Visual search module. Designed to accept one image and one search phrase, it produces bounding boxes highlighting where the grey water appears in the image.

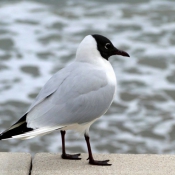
[0,0,175,155]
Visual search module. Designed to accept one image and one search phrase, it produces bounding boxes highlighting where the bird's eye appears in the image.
[105,43,110,49]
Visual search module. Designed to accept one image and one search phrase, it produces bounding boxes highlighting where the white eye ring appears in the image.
[105,43,110,49]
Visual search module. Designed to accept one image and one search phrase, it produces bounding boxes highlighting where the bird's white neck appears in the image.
[75,35,104,65]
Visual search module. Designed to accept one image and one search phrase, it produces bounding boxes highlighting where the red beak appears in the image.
[115,48,130,57]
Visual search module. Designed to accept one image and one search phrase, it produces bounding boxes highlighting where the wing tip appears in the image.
[0,114,33,140]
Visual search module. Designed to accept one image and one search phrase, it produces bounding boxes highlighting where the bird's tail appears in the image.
[0,114,65,140]
[0,114,33,140]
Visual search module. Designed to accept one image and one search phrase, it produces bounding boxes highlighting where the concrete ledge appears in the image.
[0,152,32,175]
[1,153,175,175]
[31,153,175,175]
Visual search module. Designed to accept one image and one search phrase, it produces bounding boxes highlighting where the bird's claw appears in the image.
[61,153,81,160]
[89,159,111,166]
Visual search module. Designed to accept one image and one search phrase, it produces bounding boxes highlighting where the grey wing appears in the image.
[26,66,116,129]
[26,66,71,113]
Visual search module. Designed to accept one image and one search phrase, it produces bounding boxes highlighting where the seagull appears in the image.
[0,34,129,166]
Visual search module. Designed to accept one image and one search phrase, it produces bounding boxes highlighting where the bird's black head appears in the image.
[92,34,130,60]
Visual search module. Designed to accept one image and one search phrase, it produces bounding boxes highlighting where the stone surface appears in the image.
[31,153,175,175]
[0,152,32,175]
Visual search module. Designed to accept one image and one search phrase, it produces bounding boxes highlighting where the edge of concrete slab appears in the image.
[0,152,32,175]
[1,153,175,175]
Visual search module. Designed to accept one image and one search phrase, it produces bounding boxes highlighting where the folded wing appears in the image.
[26,62,115,129]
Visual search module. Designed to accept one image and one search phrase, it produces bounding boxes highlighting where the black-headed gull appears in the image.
[0,34,129,166]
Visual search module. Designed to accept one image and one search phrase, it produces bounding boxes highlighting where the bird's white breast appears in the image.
[99,59,117,93]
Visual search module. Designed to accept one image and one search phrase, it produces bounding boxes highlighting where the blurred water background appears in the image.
[0,0,175,155]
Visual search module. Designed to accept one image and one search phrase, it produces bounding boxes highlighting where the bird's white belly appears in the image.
[63,118,98,134]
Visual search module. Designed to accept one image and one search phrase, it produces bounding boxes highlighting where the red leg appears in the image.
[84,134,111,166]
[61,130,81,160]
